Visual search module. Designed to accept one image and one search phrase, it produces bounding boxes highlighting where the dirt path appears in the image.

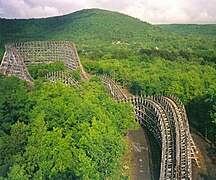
[191,129,216,180]
[128,127,151,180]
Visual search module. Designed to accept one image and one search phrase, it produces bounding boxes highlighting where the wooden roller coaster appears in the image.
[99,75,200,179]
[0,41,88,84]
[0,41,200,179]
[45,71,80,86]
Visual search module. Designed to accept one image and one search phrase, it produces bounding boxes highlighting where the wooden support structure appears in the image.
[0,41,88,84]
[98,74,200,180]
[45,71,80,86]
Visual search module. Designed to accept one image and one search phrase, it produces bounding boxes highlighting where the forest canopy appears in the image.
[0,74,136,179]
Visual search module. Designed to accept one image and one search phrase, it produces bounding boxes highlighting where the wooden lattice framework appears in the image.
[45,71,80,86]
[0,41,87,84]
[99,74,199,180]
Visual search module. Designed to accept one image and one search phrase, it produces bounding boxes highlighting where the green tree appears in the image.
[0,75,28,133]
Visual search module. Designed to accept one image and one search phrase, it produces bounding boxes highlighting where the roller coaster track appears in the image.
[0,41,199,179]
[45,71,80,86]
[0,41,88,84]
[99,75,200,180]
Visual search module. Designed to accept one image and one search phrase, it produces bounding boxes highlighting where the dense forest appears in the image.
[0,72,137,179]
[158,24,216,37]
[0,8,216,179]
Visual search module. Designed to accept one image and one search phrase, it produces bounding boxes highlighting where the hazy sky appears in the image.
[0,0,215,24]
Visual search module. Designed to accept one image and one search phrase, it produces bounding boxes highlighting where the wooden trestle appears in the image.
[0,41,88,84]
[99,75,200,180]
[45,71,80,86]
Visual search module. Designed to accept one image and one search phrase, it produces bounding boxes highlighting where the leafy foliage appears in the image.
[82,56,216,100]
[28,61,66,79]
[158,24,216,37]
[0,75,136,179]
[0,75,28,133]
[187,85,216,142]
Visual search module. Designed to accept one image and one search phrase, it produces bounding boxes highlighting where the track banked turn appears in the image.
[0,41,87,84]
[100,74,198,180]
[0,41,198,180]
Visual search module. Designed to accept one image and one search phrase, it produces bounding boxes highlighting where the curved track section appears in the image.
[99,75,198,180]
[0,45,34,84]
[45,71,80,86]
[98,74,127,101]
[130,97,175,179]
[153,96,192,179]
[0,41,88,83]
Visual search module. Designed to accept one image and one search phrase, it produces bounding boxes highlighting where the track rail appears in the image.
[45,71,80,86]
[0,45,34,84]
[98,74,127,101]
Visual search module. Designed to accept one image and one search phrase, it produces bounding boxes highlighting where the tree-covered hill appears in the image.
[158,24,216,37]
[1,9,216,63]
[0,8,160,48]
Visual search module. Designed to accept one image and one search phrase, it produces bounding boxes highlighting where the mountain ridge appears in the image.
[0,8,216,63]
[158,24,216,37]
[0,9,166,46]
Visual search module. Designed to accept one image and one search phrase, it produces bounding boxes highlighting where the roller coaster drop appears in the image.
[0,41,199,179]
